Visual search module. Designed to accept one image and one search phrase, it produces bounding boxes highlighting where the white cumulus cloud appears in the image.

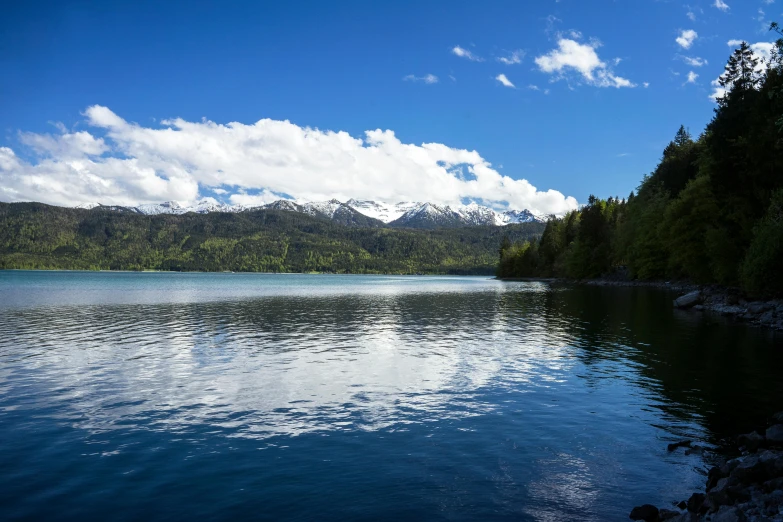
[0,106,580,216]
[495,74,516,88]
[676,29,698,49]
[686,71,699,84]
[714,0,730,11]
[534,38,635,88]
[451,46,483,62]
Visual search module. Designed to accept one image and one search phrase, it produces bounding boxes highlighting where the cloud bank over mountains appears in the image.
[0,106,579,216]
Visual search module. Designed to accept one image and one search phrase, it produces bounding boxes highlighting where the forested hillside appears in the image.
[498,32,783,296]
[0,202,543,274]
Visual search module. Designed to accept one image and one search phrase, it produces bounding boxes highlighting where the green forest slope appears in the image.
[0,202,544,275]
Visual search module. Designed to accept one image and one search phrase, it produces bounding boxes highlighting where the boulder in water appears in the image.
[766,424,783,445]
[687,492,705,513]
[710,505,747,522]
[667,440,692,451]
[747,302,772,314]
[737,431,764,452]
[629,504,659,521]
[673,291,701,309]
[658,509,681,521]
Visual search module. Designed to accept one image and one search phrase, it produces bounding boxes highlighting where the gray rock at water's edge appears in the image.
[668,440,693,451]
[669,514,698,522]
[658,508,681,521]
[685,445,706,456]
[707,478,732,509]
[747,302,773,314]
[693,304,704,311]
[721,459,742,477]
[759,310,777,325]
[767,425,783,445]
[706,476,753,511]
[738,431,765,452]
[730,454,767,483]
[727,451,783,489]
[687,492,706,513]
[707,466,725,491]
[674,291,702,309]
[763,477,783,492]
[763,489,783,514]
[710,505,748,522]
[629,504,659,521]
[713,304,746,316]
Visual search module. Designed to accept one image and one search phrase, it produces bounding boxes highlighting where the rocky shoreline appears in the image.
[630,414,783,521]
[672,287,783,332]
[582,278,697,292]
[563,278,782,332]
[499,276,783,331]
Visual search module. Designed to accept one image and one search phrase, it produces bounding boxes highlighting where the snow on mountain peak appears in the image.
[93,197,545,226]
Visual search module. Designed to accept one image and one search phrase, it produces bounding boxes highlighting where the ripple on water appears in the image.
[0,271,781,521]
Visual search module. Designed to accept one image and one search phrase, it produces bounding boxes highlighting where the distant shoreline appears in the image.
[0,268,490,277]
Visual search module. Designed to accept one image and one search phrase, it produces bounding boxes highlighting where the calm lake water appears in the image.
[1,271,782,521]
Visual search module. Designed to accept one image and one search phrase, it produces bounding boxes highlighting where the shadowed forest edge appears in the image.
[498,29,783,298]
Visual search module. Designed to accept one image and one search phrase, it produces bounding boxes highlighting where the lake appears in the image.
[1,271,781,521]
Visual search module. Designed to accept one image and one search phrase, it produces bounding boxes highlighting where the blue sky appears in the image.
[0,0,779,214]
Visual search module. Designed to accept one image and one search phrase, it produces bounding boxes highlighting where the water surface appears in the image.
[1,271,781,521]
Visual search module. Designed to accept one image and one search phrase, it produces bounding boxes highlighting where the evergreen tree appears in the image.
[499,236,511,258]
[717,41,761,106]
[652,126,701,197]
[673,125,691,147]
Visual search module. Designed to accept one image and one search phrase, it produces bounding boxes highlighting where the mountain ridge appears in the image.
[0,201,546,274]
[82,198,547,229]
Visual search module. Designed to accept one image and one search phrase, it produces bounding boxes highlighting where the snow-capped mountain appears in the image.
[457,202,506,226]
[75,202,101,210]
[136,200,242,215]
[390,202,465,228]
[263,200,301,212]
[500,209,544,224]
[299,199,343,218]
[385,202,545,229]
[344,199,420,223]
[299,199,385,227]
[94,197,545,228]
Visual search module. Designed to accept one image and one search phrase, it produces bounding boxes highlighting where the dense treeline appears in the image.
[498,30,783,297]
[0,202,543,275]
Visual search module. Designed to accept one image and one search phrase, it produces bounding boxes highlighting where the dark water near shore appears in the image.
[1,271,781,521]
